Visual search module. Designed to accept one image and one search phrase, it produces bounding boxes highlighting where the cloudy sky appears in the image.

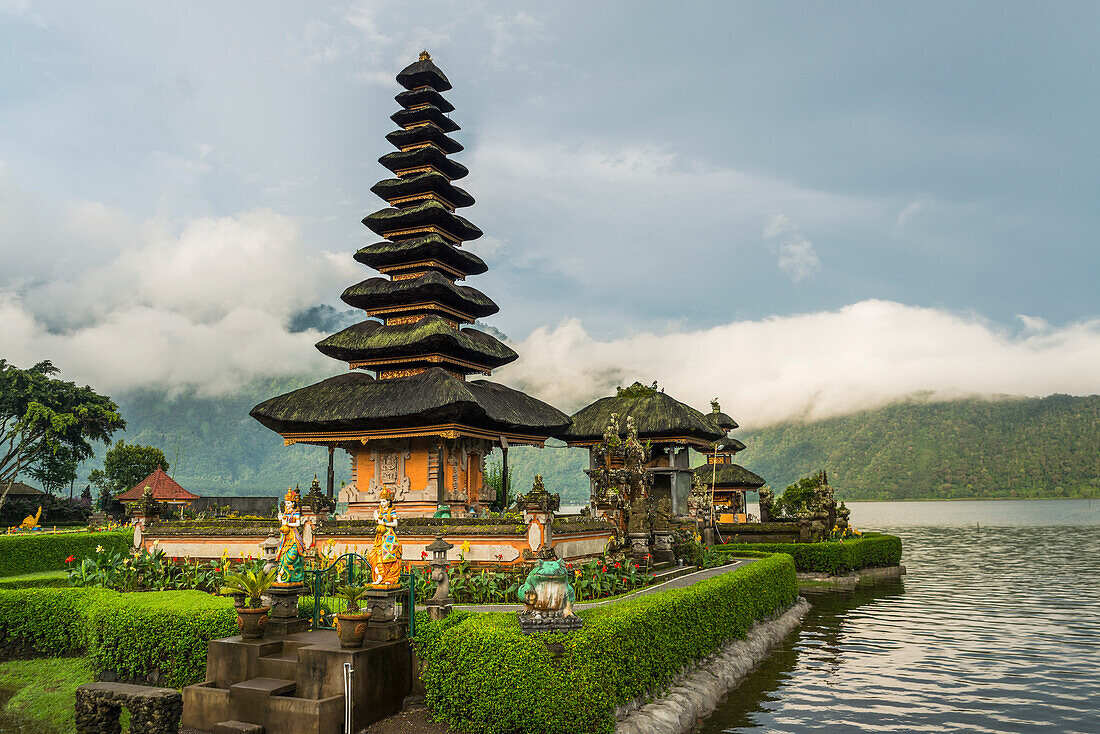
[2,1,1099,425]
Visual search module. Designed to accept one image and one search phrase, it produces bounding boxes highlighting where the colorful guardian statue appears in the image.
[368,487,403,588]
[275,487,309,586]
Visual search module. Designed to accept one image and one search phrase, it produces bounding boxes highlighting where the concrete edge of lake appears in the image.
[798,564,906,593]
[613,597,812,734]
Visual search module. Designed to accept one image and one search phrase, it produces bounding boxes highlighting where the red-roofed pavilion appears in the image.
[117,466,200,506]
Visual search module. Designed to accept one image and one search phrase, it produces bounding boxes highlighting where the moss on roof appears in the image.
[362,201,482,242]
[250,368,570,436]
[395,88,453,113]
[558,382,725,445]
[692,462,766,488]
[390,105,459,133]
[370,174,474,210]
[379,147,468,181]
[354,235,486,276]
[385,125,463,155]
[315,316,517,369]
[341,272,498,319]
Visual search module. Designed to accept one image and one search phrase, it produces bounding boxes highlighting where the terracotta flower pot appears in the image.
[236,606,270,640]
[334,611,373,649]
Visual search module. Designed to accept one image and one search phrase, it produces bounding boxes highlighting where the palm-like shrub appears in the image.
[334,584,368,613]
[219,567,277,609]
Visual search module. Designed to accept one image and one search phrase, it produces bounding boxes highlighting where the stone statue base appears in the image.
[265,583,309,636]
[363,587,407,642]
[424,599,453,621]
[628,532,650,562]
[517,610,584,635]
[651,531,675,564]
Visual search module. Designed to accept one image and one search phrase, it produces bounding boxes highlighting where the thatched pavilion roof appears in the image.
[558,382,725,446]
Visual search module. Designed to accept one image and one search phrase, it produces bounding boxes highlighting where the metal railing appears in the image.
[307,553,416,636]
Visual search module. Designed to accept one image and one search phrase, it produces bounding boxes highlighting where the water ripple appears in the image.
[698,511,1100,734]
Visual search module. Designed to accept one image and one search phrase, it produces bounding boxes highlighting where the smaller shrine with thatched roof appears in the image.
[691,400,766,524]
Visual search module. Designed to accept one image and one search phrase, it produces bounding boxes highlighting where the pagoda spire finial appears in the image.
[419,50,431,61]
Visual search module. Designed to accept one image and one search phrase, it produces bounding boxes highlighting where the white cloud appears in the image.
[763,213,821,282]
[0,167,358,395]
[497,300,1100,427]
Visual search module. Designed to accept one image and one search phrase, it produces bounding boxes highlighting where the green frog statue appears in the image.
[516,545,583,634]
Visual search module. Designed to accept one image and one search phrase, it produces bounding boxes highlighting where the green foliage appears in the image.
[772,470,827,518]
[0,587,235,688]
[737,394,1100,499]
[84,590,236,687]
[0,492,92,526]
[713,533,903,575]
[0,529,130,577]
[87,439,168,497]
[0,359,125,510]
[220,566,277,608]
[0,656,95,734]
[0,571,68,590]
[414,554,798,733]
[334,584,369,613]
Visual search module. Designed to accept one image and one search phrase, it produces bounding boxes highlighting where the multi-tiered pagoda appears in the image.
[251,52,570,517]
[692,400,765,522]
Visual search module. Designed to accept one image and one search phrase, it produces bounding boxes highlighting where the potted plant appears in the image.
[333,584,373,648]
[220,567,277,639]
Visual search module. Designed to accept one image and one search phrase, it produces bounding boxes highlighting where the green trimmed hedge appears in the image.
[0,530,131,577]
[0,588,235,687]
[714,533,902,575]
[0,571,68,590]
[414,553,798,734]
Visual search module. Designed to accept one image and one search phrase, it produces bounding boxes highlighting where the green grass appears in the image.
[0,571,69,590]
[0,657,94,733]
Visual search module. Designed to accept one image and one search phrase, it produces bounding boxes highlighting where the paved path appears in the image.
[435,559,755,614]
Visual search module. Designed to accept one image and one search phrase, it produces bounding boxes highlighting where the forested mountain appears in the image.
[69,386,1098,502]
[737,394,1100,500]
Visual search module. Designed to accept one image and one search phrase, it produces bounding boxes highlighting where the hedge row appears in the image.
[0,529,132,577]
[0,587,235,687]
[714,533,903,575]
[0,571,68,590]
[414,553,798,734]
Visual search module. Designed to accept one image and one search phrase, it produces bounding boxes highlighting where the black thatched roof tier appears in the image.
[713,437,747,454]
[341,272,499,320]
[692,462,766,489]
[385,125,463,155]
[354,235,487,277]
[706,410,739,431]
[250,368,571,436]
[370,173,475,210]
[380,147,468,181]
[363,201,482,242]
[391,106,459,133]
[315,316,517,370]
[559,382,726,445]
[395,88,453,113]
[397,55,452,92]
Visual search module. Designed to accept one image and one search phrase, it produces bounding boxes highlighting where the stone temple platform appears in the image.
[182,629,411,734]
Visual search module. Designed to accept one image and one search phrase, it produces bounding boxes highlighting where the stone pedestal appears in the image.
[425,602,452,621]
[651,531,674,564]
[628,533,650,562]
[363,587,407,642]
[266,584,309,636]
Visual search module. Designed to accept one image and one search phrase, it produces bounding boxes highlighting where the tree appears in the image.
[26,446,79,495]
[0,360,125,512]
[88,440,169,498]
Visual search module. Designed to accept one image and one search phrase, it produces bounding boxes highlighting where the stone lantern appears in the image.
[261,535,281,574]
[424,534,454,620]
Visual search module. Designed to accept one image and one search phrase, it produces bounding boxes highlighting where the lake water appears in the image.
[698,499,1100,734]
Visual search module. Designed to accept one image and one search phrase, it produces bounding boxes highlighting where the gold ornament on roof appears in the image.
[419,50,431,61]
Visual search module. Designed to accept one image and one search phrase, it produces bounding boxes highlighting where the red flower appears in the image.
[213,567,220,572]
[600,566,607,572]
[420,551,428,559]
[614,562,621,569]
[633,564,639,570]
[65,555,75,563]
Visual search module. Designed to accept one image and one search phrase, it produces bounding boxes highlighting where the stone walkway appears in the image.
[441,559,754,614]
